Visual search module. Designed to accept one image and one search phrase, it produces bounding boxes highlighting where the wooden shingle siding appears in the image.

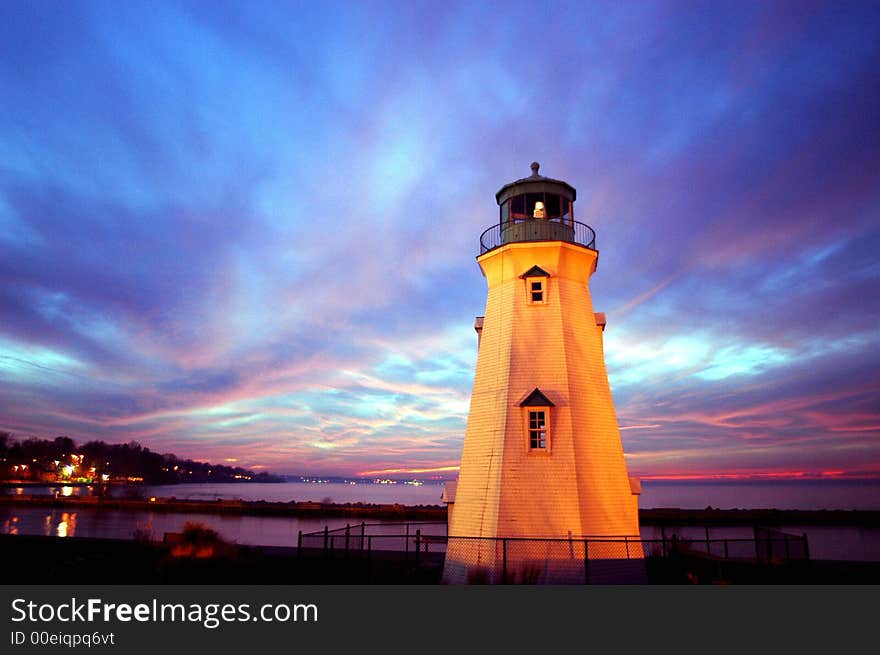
[448,241,641,544]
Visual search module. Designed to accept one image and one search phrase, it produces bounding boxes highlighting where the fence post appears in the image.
[784,533,790,561]
[502,538,508,584]
[415,529,421,567]
[360,522,366,556]
[625,536,629,559]
[802,533,810,562]
[660,526,667,558]
[405,523,410,560]
[368,535,372,562]
[724,539,729,559]
[705,527,710,555]
[753,525,761,562]
[345,523,350,558]
[323,525,329,554]
[297,530,302,558]
[583,540,589,585]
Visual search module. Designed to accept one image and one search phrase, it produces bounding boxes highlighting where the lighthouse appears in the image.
[443,163,643,584]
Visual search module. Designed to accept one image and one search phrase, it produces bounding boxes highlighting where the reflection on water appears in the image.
[0,505,334,548]
[2,515,19,535]
[61,486,74,497]
[133,519,154,541]
[57,512,77,537]
[2,509,85,539]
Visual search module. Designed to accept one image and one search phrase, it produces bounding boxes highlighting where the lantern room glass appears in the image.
[500,193,573,227]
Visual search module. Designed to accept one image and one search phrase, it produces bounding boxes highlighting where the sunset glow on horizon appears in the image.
[1,1,879,480]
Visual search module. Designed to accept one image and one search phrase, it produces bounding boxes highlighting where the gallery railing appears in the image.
[479,218,597,255]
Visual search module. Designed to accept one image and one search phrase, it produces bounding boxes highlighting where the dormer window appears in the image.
[530,280,544,303]
[520,388,554,453]
[520,265,550,305]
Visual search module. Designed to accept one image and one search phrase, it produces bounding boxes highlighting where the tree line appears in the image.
[0,432,282,484]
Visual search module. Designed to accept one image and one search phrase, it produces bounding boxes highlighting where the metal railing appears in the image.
[296,522,810,584]
[479,218,596,255]
[298,523,809,562]
[299,521,447,561]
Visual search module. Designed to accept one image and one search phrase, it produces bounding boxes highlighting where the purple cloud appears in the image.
[1,1,878,477]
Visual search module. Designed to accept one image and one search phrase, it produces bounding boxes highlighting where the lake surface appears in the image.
[3,479,879,560]
[2,481,447,506]
[638,479,880,511]
[2,504,877,561]
[5,479,880,510]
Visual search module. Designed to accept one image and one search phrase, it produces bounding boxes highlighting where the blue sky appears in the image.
[1,0,879,478]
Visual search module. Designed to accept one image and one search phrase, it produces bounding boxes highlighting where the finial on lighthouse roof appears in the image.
[530,161,540,177]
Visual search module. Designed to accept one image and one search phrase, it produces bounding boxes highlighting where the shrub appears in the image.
[169,521,234,559]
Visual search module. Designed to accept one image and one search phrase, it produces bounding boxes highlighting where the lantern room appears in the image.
[480,162,595,253]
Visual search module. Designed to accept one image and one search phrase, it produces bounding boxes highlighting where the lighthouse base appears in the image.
[442,537,647,584]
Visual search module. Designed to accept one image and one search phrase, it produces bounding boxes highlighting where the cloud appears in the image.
[1,1,878,478]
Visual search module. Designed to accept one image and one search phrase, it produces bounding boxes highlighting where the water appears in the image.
[139,481,448,505]
[5,479,879,510]
[0,481,449,550]
[1,504,876,560]
[3,479,879,559]
[0,506,332,547]
[1,481,447,506]
[639,479,880,511]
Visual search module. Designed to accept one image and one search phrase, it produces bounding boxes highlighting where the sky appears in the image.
[1,1,878,480]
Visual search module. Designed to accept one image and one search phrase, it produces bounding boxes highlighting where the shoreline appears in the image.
[2,494,880,526]
[0,493,448,521]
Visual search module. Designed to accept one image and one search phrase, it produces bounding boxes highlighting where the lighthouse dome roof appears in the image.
[495,162,577,206]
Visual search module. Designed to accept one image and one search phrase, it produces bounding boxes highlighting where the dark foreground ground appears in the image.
[3,534,879,584]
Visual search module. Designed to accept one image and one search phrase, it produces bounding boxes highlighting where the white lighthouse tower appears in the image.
[443,163,642,583]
